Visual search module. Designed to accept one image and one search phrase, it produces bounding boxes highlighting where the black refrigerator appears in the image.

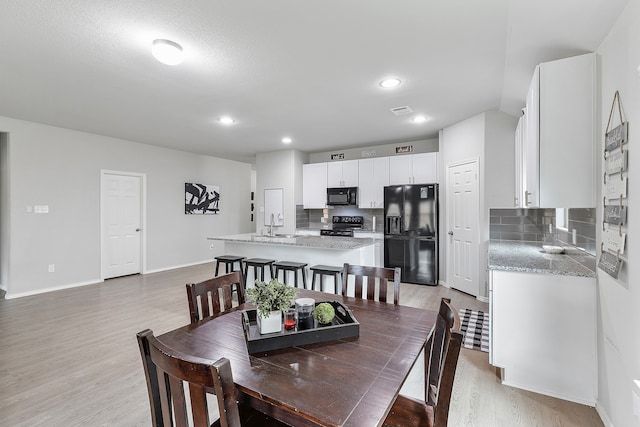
[384,184,438,285]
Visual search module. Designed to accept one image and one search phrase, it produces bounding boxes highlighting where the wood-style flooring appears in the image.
[0,263,603,426]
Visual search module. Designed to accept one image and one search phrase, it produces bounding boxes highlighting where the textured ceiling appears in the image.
[0,0,629,163]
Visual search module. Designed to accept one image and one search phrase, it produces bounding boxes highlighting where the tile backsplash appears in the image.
[298,206,384,231]
[489,207,596,256]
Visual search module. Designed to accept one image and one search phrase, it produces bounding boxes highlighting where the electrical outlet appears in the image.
[48,264,55,273]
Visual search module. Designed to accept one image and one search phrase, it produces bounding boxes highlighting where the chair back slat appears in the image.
[425,298,462,427]
[186,271,245,323]
[137,329,243,427]
[342,263,400,305]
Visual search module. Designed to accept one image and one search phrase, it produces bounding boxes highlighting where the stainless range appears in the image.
[320,216,363,237]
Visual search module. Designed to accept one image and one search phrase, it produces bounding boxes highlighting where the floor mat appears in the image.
[458,308,489,352]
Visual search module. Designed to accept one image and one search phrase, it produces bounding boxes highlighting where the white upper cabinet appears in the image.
[327,160,358,187]
[358,157,389,208]
[389,152,438,185]
[514,114,524,207]
[521,53,596,208]
[302,163,328,209]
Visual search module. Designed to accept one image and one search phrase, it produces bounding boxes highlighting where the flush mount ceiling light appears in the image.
[411,115,429,123]
[379,78,402,88]
[152,39,183,65]
[282,137,292,144]
[218,116,235,125]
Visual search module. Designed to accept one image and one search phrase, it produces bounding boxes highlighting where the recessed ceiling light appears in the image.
[152,39,183,65]
[411,115,429,123]
[218,116,235,125]
[282,137,292,144]
[379,78,401,88]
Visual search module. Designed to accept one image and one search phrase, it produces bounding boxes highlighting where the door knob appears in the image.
[448,231,453,236]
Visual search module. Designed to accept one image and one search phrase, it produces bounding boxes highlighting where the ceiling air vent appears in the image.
[390,106,413,115]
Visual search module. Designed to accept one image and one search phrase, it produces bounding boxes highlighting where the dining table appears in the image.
[158,289,437,427]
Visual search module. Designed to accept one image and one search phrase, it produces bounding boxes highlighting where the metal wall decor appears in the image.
[598,91,628,279]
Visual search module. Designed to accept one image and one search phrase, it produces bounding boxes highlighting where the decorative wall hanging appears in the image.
[185,183,220,214]
[599,91,629,279]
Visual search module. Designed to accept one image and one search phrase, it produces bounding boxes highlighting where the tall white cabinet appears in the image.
[517,53,596,208]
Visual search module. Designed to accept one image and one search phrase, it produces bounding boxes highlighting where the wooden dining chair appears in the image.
[383,297,463,427]
[186,271,245,324]
[136,329,287,427]
[341,263,401,305]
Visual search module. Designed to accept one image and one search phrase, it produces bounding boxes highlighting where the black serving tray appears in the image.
[241,301,359,354]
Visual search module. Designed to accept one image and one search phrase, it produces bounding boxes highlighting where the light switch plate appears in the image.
[34,205,49,214]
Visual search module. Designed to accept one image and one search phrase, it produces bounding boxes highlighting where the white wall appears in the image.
[0,116,252,298]
[596,1,640,425]
[440,113,485,294]
[255,149,306,235]
[440,110,517,298]
[309,138,439,163]
[0,133,9,291]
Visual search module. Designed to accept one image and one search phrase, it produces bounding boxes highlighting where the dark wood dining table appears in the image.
[158,289,436,427]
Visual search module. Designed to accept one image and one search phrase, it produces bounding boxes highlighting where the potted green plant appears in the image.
[246,279,298,334]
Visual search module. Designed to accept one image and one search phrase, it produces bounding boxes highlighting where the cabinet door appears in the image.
[411,153,437,184]
[358,157,389,208]
[371,157,389,207]
[327,162,343,187]
[538,53,595,207]
[389,156,412,185]
[302,163,327,209]
[358,159,374,208]
[523,66,540,207]
[341,160,359,187]
[514,116,524,207]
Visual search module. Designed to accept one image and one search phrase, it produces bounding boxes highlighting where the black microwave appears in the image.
[327,187,357,206]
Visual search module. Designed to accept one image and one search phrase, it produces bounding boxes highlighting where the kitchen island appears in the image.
[208,233,379,291]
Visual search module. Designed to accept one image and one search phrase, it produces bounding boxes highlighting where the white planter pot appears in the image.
[257,310,282,334]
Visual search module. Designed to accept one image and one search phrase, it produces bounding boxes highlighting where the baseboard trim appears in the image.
[438,279,449,288]
[4,278,103,300]
[595,401,614,427]
[144,259,213,275]
[477,295,489,303]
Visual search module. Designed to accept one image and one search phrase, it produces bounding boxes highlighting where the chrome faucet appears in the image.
[269,213,275,237]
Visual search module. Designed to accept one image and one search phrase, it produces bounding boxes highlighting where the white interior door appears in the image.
[447,160,479,296]
[102,172,142,279]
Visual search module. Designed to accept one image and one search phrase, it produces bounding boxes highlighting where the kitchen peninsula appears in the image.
[208,233,379,288]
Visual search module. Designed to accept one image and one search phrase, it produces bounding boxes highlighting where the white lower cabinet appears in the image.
[490,270,596,405]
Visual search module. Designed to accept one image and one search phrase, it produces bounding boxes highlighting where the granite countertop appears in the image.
[489,241,597,278]
[208,233,376,250]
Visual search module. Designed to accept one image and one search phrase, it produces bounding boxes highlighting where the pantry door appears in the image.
[101,171,145,279]
[446,159,479,296]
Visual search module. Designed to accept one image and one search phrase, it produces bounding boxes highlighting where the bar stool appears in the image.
[310,265,343,294]
[214,255,245,276]
[243,258,276,285]
[273,261,308,289]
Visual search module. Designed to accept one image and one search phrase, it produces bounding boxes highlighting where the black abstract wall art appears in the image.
[185,183,220,214]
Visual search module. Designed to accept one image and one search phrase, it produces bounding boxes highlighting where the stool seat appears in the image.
[273,261,308,289]
[214,255,245,276]
[244,258,276,284]
[310,265,343,294]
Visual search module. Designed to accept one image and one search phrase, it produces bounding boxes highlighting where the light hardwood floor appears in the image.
[0,263,603,426]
